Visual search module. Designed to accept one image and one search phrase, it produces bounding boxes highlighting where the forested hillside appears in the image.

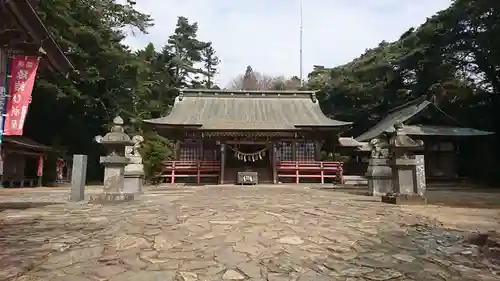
[308,0,500,181]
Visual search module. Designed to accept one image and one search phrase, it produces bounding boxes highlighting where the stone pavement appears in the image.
[0,186,499,281]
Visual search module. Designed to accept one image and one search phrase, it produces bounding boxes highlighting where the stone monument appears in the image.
[382,122,427,205]
[91,116,136,203]
[124,135,145,198]
[366,135,392,196]
[70,155,87,201]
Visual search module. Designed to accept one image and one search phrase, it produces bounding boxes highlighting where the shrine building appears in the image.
[339,97,494,182]
[144,88,352,185]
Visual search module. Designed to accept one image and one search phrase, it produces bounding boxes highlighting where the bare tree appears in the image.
[228,66,302,90]
[270,76,302,90]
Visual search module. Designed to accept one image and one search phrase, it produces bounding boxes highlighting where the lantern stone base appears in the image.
[366,158,392,196]
[123,171,143,199]
[381,193,427,205]
[88,192,136,204]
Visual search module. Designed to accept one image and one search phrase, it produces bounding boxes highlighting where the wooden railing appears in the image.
[160,160,220,184]
[276,161,344,184]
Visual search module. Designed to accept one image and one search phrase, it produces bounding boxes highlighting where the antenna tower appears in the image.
[299,2,303,86]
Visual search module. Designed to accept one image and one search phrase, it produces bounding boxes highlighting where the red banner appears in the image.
[57,158,64,180]
[4,56,39,136]
[37,154,44,177]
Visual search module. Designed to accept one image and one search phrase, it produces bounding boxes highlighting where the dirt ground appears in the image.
[404,189,500,232]
[427,189,500,208]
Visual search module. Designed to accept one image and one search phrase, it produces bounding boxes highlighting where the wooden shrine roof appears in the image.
[355,97,494,141]
[0,0,74,74]
[3,135,54,152]
[144,89,352,131]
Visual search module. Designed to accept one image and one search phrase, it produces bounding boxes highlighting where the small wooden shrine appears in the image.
[144,89,352,184]
[350,97,493,180]
[1,135,53,187]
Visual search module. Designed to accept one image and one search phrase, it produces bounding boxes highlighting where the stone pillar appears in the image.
[413,155,426,196]
[70,154,87,201]
[391,157,418,194]
[366,158,392,196]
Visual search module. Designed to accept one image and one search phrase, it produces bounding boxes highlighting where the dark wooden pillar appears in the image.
[175,141,181,160]
[198,140,203,160]
[292,141,297,161]
[315,141,321,161]
[219,143,225,184]
[271,141,277,184]
[331,145,336,161]
[37,154,44,187]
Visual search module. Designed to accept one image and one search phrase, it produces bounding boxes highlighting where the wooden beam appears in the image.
[179,88,316,95]
[271,142,277,184]
[5,148,42,156]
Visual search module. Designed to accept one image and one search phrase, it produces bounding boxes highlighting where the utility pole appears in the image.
[299,2,303,86]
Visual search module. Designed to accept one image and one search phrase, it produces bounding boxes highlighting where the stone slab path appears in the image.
[0,186,499,281]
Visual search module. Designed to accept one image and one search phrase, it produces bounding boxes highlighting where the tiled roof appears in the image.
[144,89,352,130]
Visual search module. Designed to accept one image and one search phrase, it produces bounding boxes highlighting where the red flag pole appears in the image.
[0,57,11,144]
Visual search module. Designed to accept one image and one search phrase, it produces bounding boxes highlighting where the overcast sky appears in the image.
[121,0,452,87]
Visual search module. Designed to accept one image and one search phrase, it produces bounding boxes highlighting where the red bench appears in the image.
[277,161,344,184]
[161,160,220,184]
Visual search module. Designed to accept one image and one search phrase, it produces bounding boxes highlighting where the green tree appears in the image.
[25,0,153,180]
[166,16,209,88]
[23,0,223,183]
[201,42,221,88]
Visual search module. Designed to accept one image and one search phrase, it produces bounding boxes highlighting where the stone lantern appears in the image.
[381,122,427,205]
[92,116,136,202]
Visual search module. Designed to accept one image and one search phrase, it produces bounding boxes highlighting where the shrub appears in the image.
[139,132,174,180]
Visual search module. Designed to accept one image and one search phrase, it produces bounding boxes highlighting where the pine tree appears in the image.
[242,66,258,90]
[166,16,207,88]
[201,42,220,89]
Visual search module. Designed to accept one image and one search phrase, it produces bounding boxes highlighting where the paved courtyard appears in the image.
[0,186,499,281]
